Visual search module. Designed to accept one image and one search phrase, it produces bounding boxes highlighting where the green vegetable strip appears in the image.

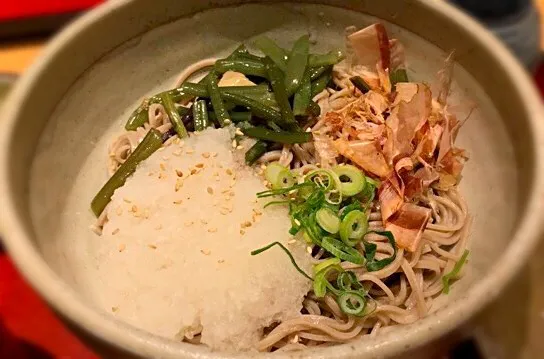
[209,111,251,124]
[125,105,150,131]
[253,36,288,72]
[243,127,312,144]
[264,57,297,129]
[245,140,268,165]
[442,250,470,294]
[214,58,267,78]
[308,50,345,67]
[192,100,209,131]
[177,106,190,117]
[363,231,397,271]
[91,129,163,216]
[390,68,409,86]
[206,71,230,127]
[293,69,312,116]
[350,76,371,94]
[221,91,283,125]
[160,93,188,138]
[307,101,321,117]
[308,66,328,81]
[251,242,313,281]
[285,34,310,95]
[311,68,332,98]
[321,236,365,265]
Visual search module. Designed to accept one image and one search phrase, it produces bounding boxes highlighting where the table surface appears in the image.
[0,3,543,359]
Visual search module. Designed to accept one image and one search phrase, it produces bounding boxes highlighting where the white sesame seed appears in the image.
[211,152,218,157]
[123,198,132,203]
[186,148,195,154]
[294,219,301,226]
[217,259,225,263]
[260,164,267,170]
[235,129,244,136]
[208,227,218,233]
[231,139,237,148]
[202,152,211,158]
[206,186,214,195]
[306,246,313,254]
[173,199,183,204]
[118,244,126,252]
[288,239,296,244]
[236,145,244,150]
[200,249,211,255]
[147,244,157,249]
[112,228,120,235]
[305,127,312,132]
[224,119,231,125]
[175,169,183,177]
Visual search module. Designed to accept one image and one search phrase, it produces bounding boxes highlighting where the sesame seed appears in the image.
[208,227,218,233]
[175,179,183,192]
[195,163,205,169]
[158,172,167,179]
[305,127,312,132]
[294,219,301,226]
[235,129,244,136]
[148,244,157,249]
[111,306,119,312]
[201,219,208,225]
[217,259,225,263]
[241,221,252,228]
[224,119,232,125]
[292,334,299,343]
[173,199,183,204]
[147,171,155,176]
[206,187,214,195]
[160,163,166,170]
[306,246,313,254]
[112,228,120,235]
[201,249,211,255]
[190,168,198,175]
[260,164,267,170]
[162,156,169,161]
[211,152,218,157]
[202,152,211,158]
[131,205,138,212]
[288,239,296,244]
[184,221,193,227]
[123,198,131,203]
[231,140,237,148]
[175,169,183,177]
[173,138,181,145]
[172,150,182,156]
[116,207,123,216]
[118,244,126,252]
[226,168,234,176]
[240,229,246,235]
[236,145,244,150]
[186,148,195,154]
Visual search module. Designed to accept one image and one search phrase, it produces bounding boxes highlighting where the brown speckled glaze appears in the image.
[0,1,543,358]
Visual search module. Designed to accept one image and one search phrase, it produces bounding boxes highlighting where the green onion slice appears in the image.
[305,169,341,193]
[251,241,313,281]
[313,264,343,298]
[321,236,365,265]
[316,207,340,234]
[264,162,295,189]
[313,257,341,274]
[363,231,398,272]
[336,271,363,292]
[333,164,366,197]
[442,249,470,294]
[337,290,367,316]
[339,210,368,246]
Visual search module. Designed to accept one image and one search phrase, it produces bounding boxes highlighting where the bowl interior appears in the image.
[7,2,533,358]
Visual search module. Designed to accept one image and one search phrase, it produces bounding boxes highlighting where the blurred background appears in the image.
[0,1,542,358]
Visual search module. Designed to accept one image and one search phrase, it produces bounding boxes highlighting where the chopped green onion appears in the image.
[257,182,314,198]
[251,241,313,281]
[333,164,366,196]
[363,231,397,272]
[337,290,366,316]
[316,207,340,234]
[339,201,363,220]
[264,162,295,189]
[313,257,341,274]
[339,210,368,246]
[336,271,363,292]
[442,250,470,294]
[321,236,365,265]
[305,169,339,192]
[313,264,343,297]
[350,76,371,94]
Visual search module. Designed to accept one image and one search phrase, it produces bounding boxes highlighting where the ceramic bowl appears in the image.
[1,1,543,358]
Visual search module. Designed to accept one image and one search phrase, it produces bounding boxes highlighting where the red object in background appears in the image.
[0,0,103,21]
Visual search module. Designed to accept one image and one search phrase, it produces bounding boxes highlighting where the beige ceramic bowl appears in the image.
[1,0,543,358]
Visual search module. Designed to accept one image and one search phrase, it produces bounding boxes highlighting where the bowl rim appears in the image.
[1,0,543,358]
